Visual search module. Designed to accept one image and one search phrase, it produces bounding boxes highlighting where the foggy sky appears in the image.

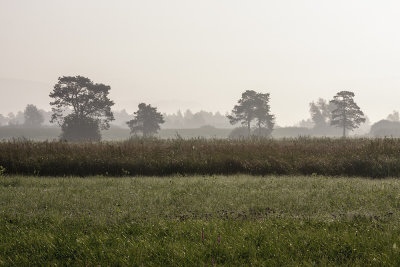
[1,0,400,126]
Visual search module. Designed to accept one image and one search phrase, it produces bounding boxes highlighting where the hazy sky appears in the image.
[1,0,400,126]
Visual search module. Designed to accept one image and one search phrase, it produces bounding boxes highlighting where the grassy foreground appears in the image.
[1,175,400,265]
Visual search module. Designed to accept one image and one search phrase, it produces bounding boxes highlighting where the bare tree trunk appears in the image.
[247,121,251,137]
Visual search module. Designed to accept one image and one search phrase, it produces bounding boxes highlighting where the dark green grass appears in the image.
[1,175,400,265]
[2,138,400,177]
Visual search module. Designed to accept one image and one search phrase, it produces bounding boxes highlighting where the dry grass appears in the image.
[1,137,400,177]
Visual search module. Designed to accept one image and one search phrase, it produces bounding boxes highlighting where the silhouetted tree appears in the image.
[49,76,114,141]
[309,98,335,129]
[253,92,275,136]
[127,103,165,137]
[227,90,274,136]
[23,104,44,127]
[227,90,257,136]
[330,91,365,137]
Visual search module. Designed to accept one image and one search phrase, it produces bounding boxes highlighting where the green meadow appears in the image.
[1,175,400,265]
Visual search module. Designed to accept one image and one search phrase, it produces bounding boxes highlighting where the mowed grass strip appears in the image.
[1,175,400,265]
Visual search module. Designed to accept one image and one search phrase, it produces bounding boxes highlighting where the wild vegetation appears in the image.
[1,175,400,265]
[1,138,400,177]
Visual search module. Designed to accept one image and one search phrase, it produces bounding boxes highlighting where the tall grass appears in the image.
[1,137,400,177]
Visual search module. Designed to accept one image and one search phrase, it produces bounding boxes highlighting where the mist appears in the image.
[1,0,400,127]
[4,1,400,265]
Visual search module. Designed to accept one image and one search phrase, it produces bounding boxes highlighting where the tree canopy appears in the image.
[253,92,275,136]
[330,91,366,137]
[23,104,44,127]
[49,76,114,141]
[127,103,165,137]
[309,98,335,129]
[227,90,274,137]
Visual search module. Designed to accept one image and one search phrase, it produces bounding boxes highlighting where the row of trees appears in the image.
[0,107,229,129]
[2,75,364,141]
[49,76,165,141]
[227,90,366,138]
[111,109,231,129]
[0,104,46,127]
[163,110,230,129]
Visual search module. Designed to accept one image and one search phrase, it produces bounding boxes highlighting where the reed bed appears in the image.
[1,137,400,177]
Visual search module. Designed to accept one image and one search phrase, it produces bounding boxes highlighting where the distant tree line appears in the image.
[5,74,400,141]
[227,90,366,138]
[163,110,231,129]
[0,105,50,127]
[0,107,51,127]
[111,109,231,129]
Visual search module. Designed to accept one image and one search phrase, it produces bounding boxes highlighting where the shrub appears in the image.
[60,115,101,142]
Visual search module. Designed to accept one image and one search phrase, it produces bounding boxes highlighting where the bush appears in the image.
[60,115,101,142]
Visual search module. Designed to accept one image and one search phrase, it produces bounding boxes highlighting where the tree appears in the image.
[127,103,165,137]
[309,98,335,129]
[228,90,257,136]
[253,92,275,136]
[49,76,114,141]
[227,90,274,137]
[23,104,44,127]
[330,91,366,137]
[0,114,7,126]
[7,111,24,126]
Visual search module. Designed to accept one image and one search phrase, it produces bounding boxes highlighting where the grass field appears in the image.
[1,175,400,265]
